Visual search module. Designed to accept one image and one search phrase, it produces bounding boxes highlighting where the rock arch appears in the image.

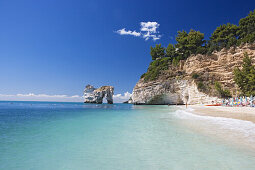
[84,85,114,104]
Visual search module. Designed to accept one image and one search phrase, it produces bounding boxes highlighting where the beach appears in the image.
[190,105,255,123]
[171,105,255,152]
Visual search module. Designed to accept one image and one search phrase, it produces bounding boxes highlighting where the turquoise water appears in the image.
[0,101,255,170]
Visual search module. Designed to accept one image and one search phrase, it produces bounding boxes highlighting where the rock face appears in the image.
[132,79,218,105]
[84,85,114,104]
[132,44,255,105]
[123,97,133,104]
[184,44,255,89]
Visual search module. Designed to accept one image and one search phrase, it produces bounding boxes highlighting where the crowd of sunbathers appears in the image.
[220,96,255,107]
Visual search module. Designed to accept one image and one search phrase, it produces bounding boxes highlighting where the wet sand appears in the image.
[174,105,255,152]
[190,105,255,124]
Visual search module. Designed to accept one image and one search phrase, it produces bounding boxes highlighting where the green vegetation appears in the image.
[197,81,206,92]
[208,10,255,52]
[150,44,165,60]
[234,53,255,96]
[149,9,255,61]
[175,29,206,59]
[191,73,199,79]
[172,57,180,66]
[214,81,232,98]
[151,29,206,62]
[237,10,255,44]
[165,43,175,60]
[143,57,171,81]
[208,23,238,53]
[143,9,255,82]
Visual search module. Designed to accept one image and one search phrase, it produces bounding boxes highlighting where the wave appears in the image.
[172,108,255,144]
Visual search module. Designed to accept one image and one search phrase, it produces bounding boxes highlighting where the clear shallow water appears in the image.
[0,101,255,170]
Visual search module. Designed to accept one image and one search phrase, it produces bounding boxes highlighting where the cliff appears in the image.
[131,44,255,105]
[84,85,114,104]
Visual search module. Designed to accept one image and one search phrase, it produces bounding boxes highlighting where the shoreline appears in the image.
[189,105,255,124]
[174,105,255,152]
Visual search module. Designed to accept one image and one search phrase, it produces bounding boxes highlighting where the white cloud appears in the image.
[116,28,141,37]
[113,91,132,103]
[0,92,133,103]
[71,95,80,98]
[140,22,159,33]
[140,22,161,41]
[0,93,83,102]
[115,21,161,41]
[142,32,162,41]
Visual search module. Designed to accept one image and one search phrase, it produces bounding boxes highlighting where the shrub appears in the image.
[197,81,206,91]
[140,73,146,78]
[214,81,232,98]
[191,73,199,79]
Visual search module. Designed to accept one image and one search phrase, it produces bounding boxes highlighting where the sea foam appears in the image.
[172,108,255,145]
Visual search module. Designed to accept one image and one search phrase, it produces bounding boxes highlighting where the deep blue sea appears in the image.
[1,101,255,170]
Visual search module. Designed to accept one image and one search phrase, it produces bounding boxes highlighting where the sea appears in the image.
[0,101,255,170]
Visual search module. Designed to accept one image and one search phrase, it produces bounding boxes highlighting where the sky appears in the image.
[0,0,255,102]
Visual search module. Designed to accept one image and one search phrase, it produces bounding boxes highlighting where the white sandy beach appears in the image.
[173,105,255,152]
[190,105,255,123]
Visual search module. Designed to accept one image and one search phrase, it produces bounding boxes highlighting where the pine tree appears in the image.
[150,44,165,60]
[165,43,176,59]
[237,10,255,43]
[234,53,255,96]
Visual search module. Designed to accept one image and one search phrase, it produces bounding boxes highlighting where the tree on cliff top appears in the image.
[150,44,165,60]
[165,43,176,59]
[175,29,205,59]
[208,23,239,53]
[234,53,255,96]
[238,10,255,43]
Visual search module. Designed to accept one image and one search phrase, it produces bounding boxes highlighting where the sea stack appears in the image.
[84,85,114,104]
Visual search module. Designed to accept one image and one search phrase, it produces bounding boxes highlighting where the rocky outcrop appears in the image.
[123,97,133,104]
[131,44,255,105]
[84,85,114,104]
[132,79,218,105]
[184,44,255,89]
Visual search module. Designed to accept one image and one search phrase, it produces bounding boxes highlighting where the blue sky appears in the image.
[0,0,254,102]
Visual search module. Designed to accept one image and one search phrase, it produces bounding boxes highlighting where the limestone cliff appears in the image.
[132,44,255,105]
[84,85,114,104]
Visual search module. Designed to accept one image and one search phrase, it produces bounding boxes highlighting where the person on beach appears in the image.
[184,94,189,109]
